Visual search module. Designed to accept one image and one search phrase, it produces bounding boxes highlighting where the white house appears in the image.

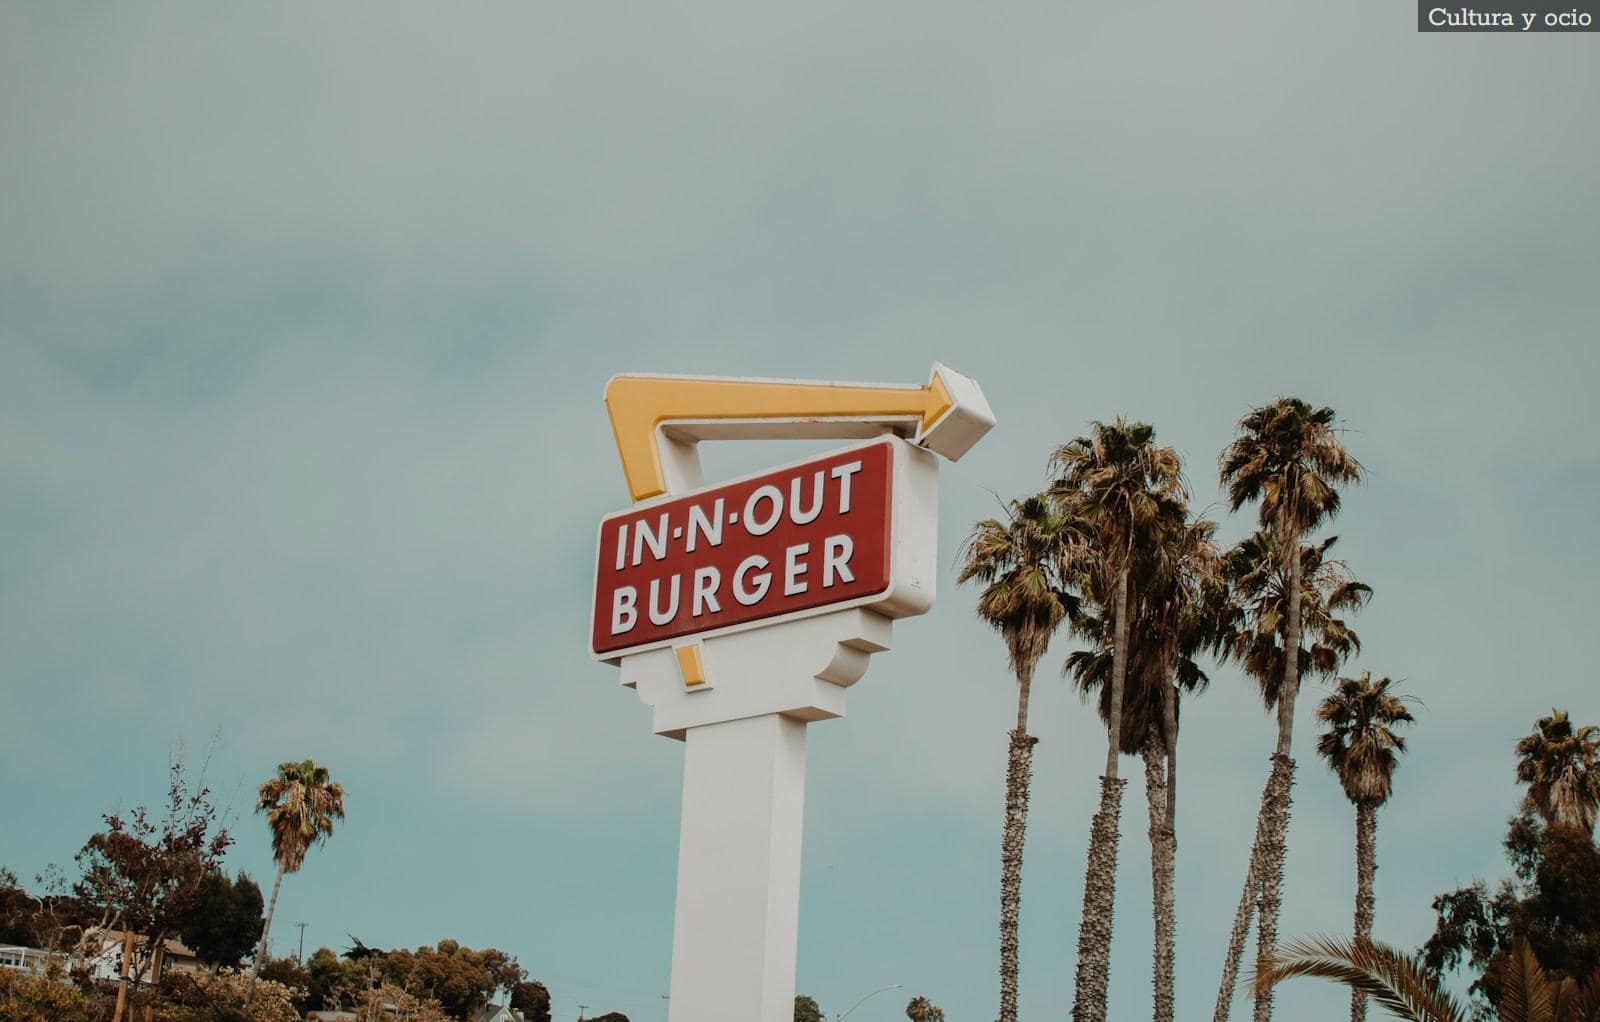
[0,944,68,976]
[78,929,205,983]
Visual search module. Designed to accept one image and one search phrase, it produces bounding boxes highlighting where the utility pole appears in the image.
[577,1005,588,1021]
[294,922,308,962]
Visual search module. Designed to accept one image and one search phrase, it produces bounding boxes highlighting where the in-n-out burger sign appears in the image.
[591,436,936,660]
[587,366,991,1022]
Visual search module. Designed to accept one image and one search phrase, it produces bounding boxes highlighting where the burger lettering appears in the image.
[591,441,894,657]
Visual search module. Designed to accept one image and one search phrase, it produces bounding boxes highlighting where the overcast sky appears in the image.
[3,3,1597,1021]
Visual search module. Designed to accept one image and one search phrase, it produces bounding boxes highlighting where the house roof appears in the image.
[89,930,199,958]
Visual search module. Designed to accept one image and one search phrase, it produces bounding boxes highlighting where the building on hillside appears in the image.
[0,944,69,976]
[471,1005,525,1022]
[79,929,205,982]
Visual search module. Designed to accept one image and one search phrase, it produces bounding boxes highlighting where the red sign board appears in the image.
[591,441,894,657]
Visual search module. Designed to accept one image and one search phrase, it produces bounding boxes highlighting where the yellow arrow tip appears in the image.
[923,371,954,432]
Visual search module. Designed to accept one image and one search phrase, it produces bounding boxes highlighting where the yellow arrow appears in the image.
[605,372,954,501]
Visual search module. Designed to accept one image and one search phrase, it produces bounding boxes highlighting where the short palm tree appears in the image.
[1253,936,1600,1022]
[1514,710,1600,837]
[959,494,1079,1022]
[905,995,947,1021]
[1052,418,1185,1022]
[1215,399,1362,1022]
[246,759,345,1004]
[1317,673,1415,1022]
[1212,530,1371,1022]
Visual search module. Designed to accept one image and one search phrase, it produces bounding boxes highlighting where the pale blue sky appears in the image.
[2,3,1597,1021]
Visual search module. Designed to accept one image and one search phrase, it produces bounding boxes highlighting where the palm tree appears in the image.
[905,995,947,1021]
[1253,936,1600,1022]
[1212,531,1371,1022]
[959,494,1079,1022]
[246,759,345,1005]
[1145,514,1223,1022]
[1316,673,1415,1022]
[1214,398,1363,1022]
[1052,418,1186,1022]
[1063,512,1220,1022]
[1514,710,1600,837]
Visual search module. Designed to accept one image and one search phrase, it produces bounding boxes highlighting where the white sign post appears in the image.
[590,366,993,1022]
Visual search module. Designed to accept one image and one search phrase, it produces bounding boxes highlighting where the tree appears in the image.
[512,980,553,1022]
[905,995,946,1021]
[1514,710,1600,837]
[299,946,367,1013]
[74,757,232,1022]
[378,940,525,1020]
[1212,530,1369,1022]
[1424,720,1600,1015]
[1316,672,1415,1022]
[176,870,264,972]
[1254,935,1600,1022]
[256,955,313,1014]
[247,760,345,1005]
[1052,417,1186,1022]
[0,961,92,1022]
[156,970,304,1022]
[587,1014,629,1022]
[0,865,94,954]
[794,994,824,1022]
[1214,397,1363,1022]
[959,492,1079,1022]
[1064,508,1219,1022]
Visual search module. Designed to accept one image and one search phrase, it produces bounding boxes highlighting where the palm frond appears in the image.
[1251,935,1465,1022]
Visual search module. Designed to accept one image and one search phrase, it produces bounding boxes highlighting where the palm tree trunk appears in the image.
[1071,559,1132,1022]
[998,665,1037,1022]
[1209,770,1273,1017]
[1159,673,1181,1022]
[1350,801,1377,1022]
[1143,732,1175,1022]
[1276,532,1303,760]
[1251,755,1296,1022]
[1161,676,1179,836]
[1105,562,1130,781]
[247,863,286,1007]
[1072,776,1127,1022]
[1252,534,1303,1022]
[1072,562,1133,1022]
[112,929,136,1022]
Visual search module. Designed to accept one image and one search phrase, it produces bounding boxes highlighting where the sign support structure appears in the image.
[590,364,993,1022]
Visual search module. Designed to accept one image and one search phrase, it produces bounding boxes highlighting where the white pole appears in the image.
[667,713,807,1022]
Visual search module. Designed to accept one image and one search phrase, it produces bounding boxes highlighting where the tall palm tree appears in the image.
[1316,672,1415,1022]
[1063,512,1220,1022]
[1145,514,1223,1022]
[959,494,1079,1022]
[1253,936,1600,1022]
[1215,398,1363,1022]
[246,759,345,1005]
[1514,710,1600,837]
[1212,531,1371,1022]
[1052,418,1186,1022]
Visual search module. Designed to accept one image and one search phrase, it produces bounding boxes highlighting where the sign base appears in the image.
[668,711,807,1022]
